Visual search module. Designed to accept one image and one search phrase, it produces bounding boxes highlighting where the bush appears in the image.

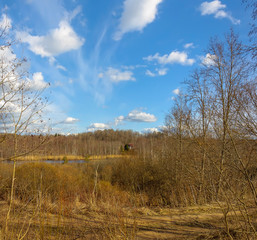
[62,156,68,164]
[111,157,175,206]
[14,162,83,203]
[0,163,12,200]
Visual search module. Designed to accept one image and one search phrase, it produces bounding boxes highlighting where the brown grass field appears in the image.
[0,160,256,239]
[0,200,250,239]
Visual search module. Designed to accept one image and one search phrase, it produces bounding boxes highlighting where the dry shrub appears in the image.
[0,163,12,200]
[98,180,130,207]
[111,157,177,206]
[14,162,83,203]
[100,164,113,182]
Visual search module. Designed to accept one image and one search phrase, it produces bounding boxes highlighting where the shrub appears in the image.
[14,162,83,203]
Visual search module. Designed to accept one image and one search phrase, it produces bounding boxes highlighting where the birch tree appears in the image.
[0,16,49,237]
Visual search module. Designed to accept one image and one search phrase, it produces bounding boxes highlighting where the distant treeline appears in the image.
[0,130,164,159]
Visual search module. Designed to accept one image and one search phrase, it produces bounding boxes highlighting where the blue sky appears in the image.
[0,0,251,134]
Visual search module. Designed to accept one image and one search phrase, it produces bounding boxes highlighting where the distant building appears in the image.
[124,143,134,151]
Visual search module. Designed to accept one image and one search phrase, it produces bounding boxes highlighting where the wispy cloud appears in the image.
[114,0,163,40]
[145,68,168,77]
[99,67,135,83]
[199,0,240,25]
[184,42,194,49]
[75,26,122,105]
[56,65,67,71]
[144,50,195,66]
[146,69,156,77]
[0,13,12,30]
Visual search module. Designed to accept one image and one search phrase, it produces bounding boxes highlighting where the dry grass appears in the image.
[0,161,256,239]
[0,199,255,239]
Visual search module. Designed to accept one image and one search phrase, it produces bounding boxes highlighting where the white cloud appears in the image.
[172,88,180,95]
[158,68,168,76]
[63,117,79,124]
[144,51,195,65]
[28,72,49,91]
[201,53,217,67]
[87,123,111,132]
[99,67,135,83]
[146,68,168,77]
[114,0,163,40]
[143,125,167,133]
[184,43,194,49]
[117,110,157,123]
[200,0,225,15]
[199,0,240,25]
[87,110,157,131]
[0,14,12,30]
[143,127,159,133]
[16,20,85,59]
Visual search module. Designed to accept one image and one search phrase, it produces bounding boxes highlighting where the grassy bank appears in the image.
[0,154,126,162]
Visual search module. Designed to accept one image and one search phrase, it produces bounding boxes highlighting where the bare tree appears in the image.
[0,21,49,238]
[184,69,214,202]
[181,29,257,236]
[201,30,249,198]
[165,92,191,186]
